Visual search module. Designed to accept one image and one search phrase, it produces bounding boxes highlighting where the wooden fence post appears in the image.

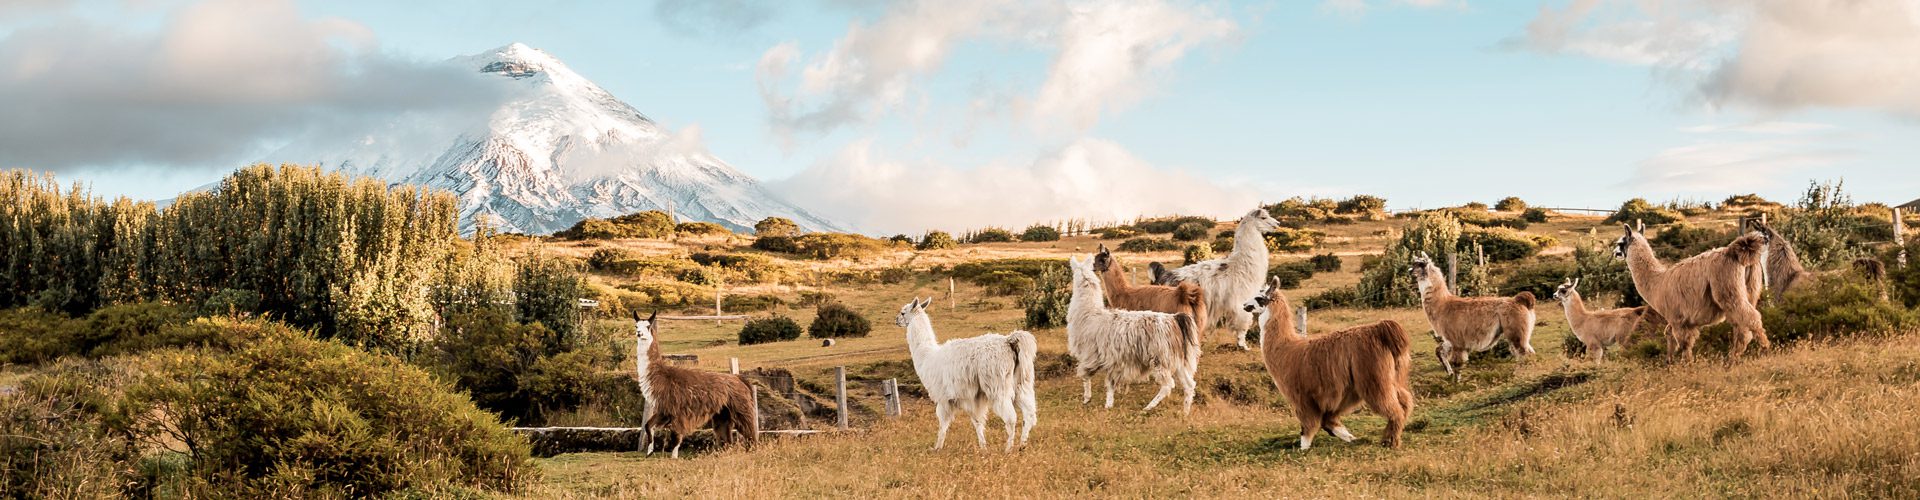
[1896,208,1908,269]
[750,385,761,431]
[715,282,724,326]
[883,378,901,417]
[1446,252,1459,296]
[835,366,849,430]
[729,357,740,375]
[948,277,956,311]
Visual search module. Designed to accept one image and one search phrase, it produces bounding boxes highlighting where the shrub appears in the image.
[1264,227,1324,253]
[1649,223,1734,260]
[1494,197,1528,212]
[1301,286,1360,310]
[556,210,675,239]
[739,316,803,345]
[721,294,785,312]
[1461,227,1542,262]
[1172,222,1212,241]
[808,303,872,339]
[1760,275,1920,344]
[1268,261,1317,289]
[1117,237,1180,252]
[0,306,81,364]
[1135,216,1215,234]
[1603,198,1683,225]
[917,231,958,250]
[1269,198,1338,221]
[1309,253,1343,272]
[1093,227,1141,239]
[752,235,800,254]
[888,234,914,245]
[1020,225,1061,242]
[125,318,533,496]
[966,228,1016,244]
[690,252,786,284]
[434,309,590,423]
[617,280,713,307]
[1522,207,1550,223]
[675,221,730,236]
[1463,201,1490,211]
[198,288,261,317]
[1495,257,1577,300]
[754,217,800,237]
[1351,212,1490,307]
[978,271,1039,296]
[1335,195,1387,215]
[1482,217,1531,230]
[77,302,190,357]
[786,233,887,259]
[1211,237,1234,254]
[1020,266,1070,329]
[1722,193,1778,209]
[1183,245,1213,265]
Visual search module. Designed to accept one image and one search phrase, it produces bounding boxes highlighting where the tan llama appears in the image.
[1613,220,1770,363]
[1552,277,1652,362]
[1408,252,1537,381]
[1242,276,1413,449]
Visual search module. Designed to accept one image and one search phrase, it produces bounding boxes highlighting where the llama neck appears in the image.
[1259,297,1302,350]
[1419,272,1453,303]
[1561,291,1588,325]
[634,339,655,395]
[903,314,940,362]
[1071,274,1108,314]
[1098,263,1134,302]
[1625,237,1665,287]
[1230,222,1270,267]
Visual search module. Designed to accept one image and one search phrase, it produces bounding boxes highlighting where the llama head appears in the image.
[1067,255,1101,291]
[633,310,658,347]
[1552,277,1580,303]
[1242,275,1281,315]
[1242,207,1282,233]
[1091,244,1116,273]
[895,297,930,327]
[1613,219,1646,259]
[1407,251,1439,292]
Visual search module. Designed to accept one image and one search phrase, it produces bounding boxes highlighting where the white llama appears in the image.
[1067,255,1201,415]
[1152,207,1283,350]
[895,298,1038,451]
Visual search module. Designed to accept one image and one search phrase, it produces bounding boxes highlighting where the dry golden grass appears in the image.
[522,210,1920,498]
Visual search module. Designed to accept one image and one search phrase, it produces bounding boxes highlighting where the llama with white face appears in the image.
[1408,252,1537,381]
[1151,207,1282,350]
[1553,277,1653,362]
[633,311,757,458]
[1067,255,1201,415]
[895,298,1037,451]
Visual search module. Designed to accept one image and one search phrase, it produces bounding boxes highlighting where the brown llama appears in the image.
[1093,245,1208,330]
[1750,220,1889,303]
[1614,220,1770,363]
[1408,252,1537,381]
[1552,278,1652,362]
[633,311,758,458]
[1242,276,1413,449]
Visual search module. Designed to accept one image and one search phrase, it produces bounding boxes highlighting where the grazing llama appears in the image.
[633,311,758,458]
[1751,220,1888,303]
[1243,276,1413,449]
[1408,252,1537,380]
[1067,255,1201,414]
[894,298,1038,451]
[1093,245,1208,329]
[1552,278,1652,362]
[1614,220,1771,363]
[1150,207,1283,350]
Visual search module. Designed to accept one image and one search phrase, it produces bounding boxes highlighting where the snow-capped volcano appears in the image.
[266,42,845,235]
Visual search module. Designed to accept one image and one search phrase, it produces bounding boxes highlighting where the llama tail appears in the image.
[1726,232,1768,265]
[1512,291,1536,310]
[1149,262,1173,285]
[1178,282,1207,330]
[1173,312,1199,361]
[1007,331,1038,396]
[734,375,759,447]
[1374,320,1411,359]
[1854,258,1887,281]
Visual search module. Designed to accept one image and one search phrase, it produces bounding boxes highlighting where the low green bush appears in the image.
[917,231,958,250]
[721,294,785,312]
[978,271,1038,296]
[739,316,803,345]
[1117,237,1181,252]
[1183,245,1214,265]
[808,303,872,338]
[965,228,1016,244]
[1093,227,1141,239]
[1335,195,1387,215]
[1268,261,1318,289]
[1020,267,1071,329]
[1172,222,1212,241]
[1301,285,1360,310]
[1494,197,1527,212]
[555,210,675,239]
[1760,276,1920,343]
[1264,227,1324,253]
[1522,207,1551,223]
[951,258,1064,282]
[617,281,713,307]
[1309,253,1343,272]
[674,221,730,236]
[1603,198,1683,225]
[754,217,800,237]
[752,235,801,254]
[1020,225,1061,242]
[1461,227,1542,262]
[1135,216,1215,234]
[690,252,787,284]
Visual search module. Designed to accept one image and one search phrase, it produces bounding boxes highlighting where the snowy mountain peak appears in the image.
[263,43,846,235]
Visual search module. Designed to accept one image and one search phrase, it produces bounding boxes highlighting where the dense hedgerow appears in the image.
[1172,222,1212,241]
[809,303,873,338]
[1309,253,1343,272]
[740,316,804,345]
[1021,225,1062,242]
[1118,237,1181,252]
[1603,198,1683,225]
[965,228,1017,244]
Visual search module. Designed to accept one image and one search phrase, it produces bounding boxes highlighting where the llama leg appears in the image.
[970,408,990,450]
[1104,374,1118,409]
[1177,367,1198,416]
[1325,417,1356,443]
[1297,412,1323,450]
[1678,328,1699,363]
[641,403,656,455]
[933,402,954,451]
[991,398,1019,452]
[1081,375,1093,405]
[1362,389,1405,448]
[1017,387,1037,446]
[1142,370,1175,412]
[670,435,684,459]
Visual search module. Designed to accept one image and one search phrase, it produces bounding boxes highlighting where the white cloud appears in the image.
[1321,0,1464,16]
[1626,122,1850,193]
[755,0,1236,144]
[770,138,1263,234]
[1516,0,1920,118]
[0,0,510,171]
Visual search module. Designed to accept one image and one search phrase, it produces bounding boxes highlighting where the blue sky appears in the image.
[4,0,1917,231]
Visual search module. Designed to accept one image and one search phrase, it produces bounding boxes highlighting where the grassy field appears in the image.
[524,211,1920,498]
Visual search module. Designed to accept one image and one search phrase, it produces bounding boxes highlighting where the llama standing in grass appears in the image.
[1242,276,1413,449]
[1553,278,1653,362]
[1150,207,1282,350]
[895,298,1037,451]
[1615,220,1771,363]
[1751,220,1888,303]
[1408,252,1537,381]
[1067,255,1201,415]
[633,311,758,458]
[1094,245,1208,329]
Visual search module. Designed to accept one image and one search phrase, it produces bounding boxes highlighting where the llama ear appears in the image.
[1635,219,1645,233]
[1573,277,1581,289]
[647,310,657,323]
[632,310,641,321]
[1098,244,1108,254]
